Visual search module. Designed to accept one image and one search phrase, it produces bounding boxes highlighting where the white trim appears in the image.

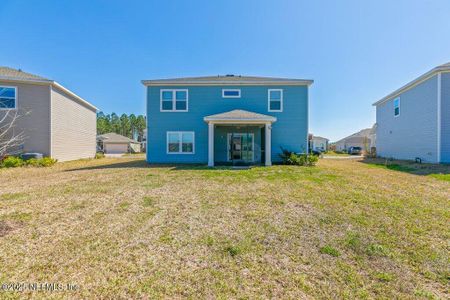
[160,89,189,112]
[166,131,195,154]
[306,87,309,154]
[437,72,442,163]
[204,119,276,124]
[208,123,214,167]
[0,85,17,110]
[49,85,52,157]
[373,66,450,106]
[226,133,255,162]
[222,89,241,98]
[393,97,400,117]
[268,89,283,112]
[265,123,272,166]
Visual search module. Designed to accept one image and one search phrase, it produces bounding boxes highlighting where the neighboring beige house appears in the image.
[97,133,141,154]
[0,67,97,161]
[334,127,374,152]
[311,135,329,152]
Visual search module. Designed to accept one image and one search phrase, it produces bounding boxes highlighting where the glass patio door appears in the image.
[228,133,254,164]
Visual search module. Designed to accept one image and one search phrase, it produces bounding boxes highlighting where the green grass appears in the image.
[0,157,448,299]
[428,173,450,182]
[319,245,340,257]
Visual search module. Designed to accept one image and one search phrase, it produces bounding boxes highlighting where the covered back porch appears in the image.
[204,110,276,167]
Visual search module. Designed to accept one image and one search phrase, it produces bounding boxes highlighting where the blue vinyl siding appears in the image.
[441,72,450,163]
[146,85,308,164]
[376,75,439,163]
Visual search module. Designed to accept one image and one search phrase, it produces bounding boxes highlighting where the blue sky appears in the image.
[1,0,449,141]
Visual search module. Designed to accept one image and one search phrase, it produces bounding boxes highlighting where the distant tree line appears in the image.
[97,112,146,140]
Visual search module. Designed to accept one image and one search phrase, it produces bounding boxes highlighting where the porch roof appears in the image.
[204,109,277,123]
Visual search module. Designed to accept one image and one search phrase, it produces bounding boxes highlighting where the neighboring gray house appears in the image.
[0,67,97,161]
[373,63,450,163]
[334,128,373,152]
[97,133,141,154]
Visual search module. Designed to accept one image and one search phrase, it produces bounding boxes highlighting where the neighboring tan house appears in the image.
[0,67,97,161]
[311,135,329,152]
[142,75,313,166]
[334,128,373,152]
[373,63,450,163]
[97,133,141,154]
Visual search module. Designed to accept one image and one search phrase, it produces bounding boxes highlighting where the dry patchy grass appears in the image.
[0,157,448,299]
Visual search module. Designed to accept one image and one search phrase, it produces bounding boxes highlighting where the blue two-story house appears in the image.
[142,75,313,166]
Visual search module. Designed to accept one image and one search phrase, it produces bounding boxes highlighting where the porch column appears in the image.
[208,122,214,167]
[265,123,272,166]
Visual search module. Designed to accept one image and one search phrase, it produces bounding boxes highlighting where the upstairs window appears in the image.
[167,131,194,154]
[393,97,400,117]
[0,86,17,110]
[160,89,188,112]
[268,89,283,112]
[222,89,241,98]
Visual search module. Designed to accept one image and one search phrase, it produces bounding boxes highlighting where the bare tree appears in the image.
[0,109,28,158]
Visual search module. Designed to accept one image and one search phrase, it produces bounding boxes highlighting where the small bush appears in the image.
[279,148,318,166]
[1,156,57,168]
[26,157,57,167]
[95,152,105,159]
[1,156,24,168]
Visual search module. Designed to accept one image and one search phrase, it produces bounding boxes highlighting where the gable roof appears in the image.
[0,67,97,111]
[312,136,329,141]
[373,62,450,106]
[334,128,371,144]
[97,133,139,144]
[142,75,313,86]
[204,109,276,123]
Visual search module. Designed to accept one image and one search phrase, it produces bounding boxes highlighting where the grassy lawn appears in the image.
[0,157,448,299]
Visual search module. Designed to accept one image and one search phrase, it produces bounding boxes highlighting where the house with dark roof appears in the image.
[142,75,313,166]
[0,67,97,161]
[97,132,141,154]
[373,63,450,163]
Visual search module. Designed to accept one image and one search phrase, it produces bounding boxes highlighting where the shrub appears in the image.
[95,152,105,159]
[25,157,57,167]
[1,156,24,168]
[279,148,318,166]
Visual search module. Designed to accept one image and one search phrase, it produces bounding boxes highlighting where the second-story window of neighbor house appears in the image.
[222,89,241,98]
[160,89,188,112]
[394,97,400,117]
[268,89,283,112]
[0,86,17,109]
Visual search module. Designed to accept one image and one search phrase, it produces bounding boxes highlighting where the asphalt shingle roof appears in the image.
[0,67,50,81]
[142,75,313,86]
[97,133,138,143]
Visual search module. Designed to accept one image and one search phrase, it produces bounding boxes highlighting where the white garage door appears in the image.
[105,143,128,154]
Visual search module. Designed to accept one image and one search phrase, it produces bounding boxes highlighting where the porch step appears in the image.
[231,166,251,170]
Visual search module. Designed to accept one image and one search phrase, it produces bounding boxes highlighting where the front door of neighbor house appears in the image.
[228,133,254,165]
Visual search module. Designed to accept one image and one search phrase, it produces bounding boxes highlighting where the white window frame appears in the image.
[268,89,283,112]
[222,89,241,98]
[0,86,17,110]
[393,97,400,117]
[166,131,195,154]
[160,89,189,112]
[227,133,254,162]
